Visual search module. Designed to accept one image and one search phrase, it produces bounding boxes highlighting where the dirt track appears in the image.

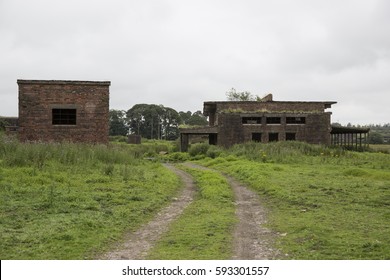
[100,163,280,260]
[100,164,196,259]
[183,163,281,259]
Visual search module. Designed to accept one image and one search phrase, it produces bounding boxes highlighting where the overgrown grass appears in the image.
[370,144,390,154]
[0,136,181,259]
[196,142,390,259]
[2,133,389,260]
[147,166,236,259]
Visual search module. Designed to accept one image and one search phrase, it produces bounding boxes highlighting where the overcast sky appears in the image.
[1,0,389,125]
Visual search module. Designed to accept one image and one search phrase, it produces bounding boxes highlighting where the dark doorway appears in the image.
[209,133,218,145]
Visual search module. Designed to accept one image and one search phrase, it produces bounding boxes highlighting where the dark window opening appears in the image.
[286,133,296,141]
[209,133,218,145]
[286,117,306,124]
[242,117,262,124]
[252,133,262,142]
[52,109,76,125]
[266,117,281,124]
[269,133,279,142]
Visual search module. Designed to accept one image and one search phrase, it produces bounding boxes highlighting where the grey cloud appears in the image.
[0,0,389,124]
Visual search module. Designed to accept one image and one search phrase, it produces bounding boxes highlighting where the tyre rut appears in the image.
[99,163,196,260]
[183,162,281,259]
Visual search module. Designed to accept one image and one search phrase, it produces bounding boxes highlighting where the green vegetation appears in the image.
[147,166,236,259]
[1,130,389,260]
[368,123,390,144]
[195,141,390,259]
[370,144,390,154]
[0,136,181,259]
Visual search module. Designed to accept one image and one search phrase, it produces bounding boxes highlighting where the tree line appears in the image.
[109,104,208,140]
[109,89,268,140]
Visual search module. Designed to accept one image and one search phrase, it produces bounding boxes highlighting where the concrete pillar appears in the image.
[180,134,189,152]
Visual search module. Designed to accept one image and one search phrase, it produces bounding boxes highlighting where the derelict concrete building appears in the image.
[180,95,338,151]
[17,79,110,144]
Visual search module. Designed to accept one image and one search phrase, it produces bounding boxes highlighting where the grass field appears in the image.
[370,144,390,154]
[0,137,181,259]
[1,134,389,260]
[196,142,390,259]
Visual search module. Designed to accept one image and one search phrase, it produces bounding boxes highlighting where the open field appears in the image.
[0,137,181,259]
[1,135,389,259]
[196,142,390,259]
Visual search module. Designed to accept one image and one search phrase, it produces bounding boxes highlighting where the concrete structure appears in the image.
[17,79,110,143]
[180,95,337,151]
[330,126,370,150]
[127,134,142,144]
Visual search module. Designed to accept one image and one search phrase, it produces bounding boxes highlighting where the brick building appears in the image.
[180,95,338,151]
[17,79,110,143]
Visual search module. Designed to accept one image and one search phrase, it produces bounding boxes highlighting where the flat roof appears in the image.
[331,126,370,134]
[180,126,218,134]
[17,79,111,86]
[204,100,337,105]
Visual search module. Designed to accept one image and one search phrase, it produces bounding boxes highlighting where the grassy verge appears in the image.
[0,138,181,259]
[196,142,390,259]
[147,166,236,259]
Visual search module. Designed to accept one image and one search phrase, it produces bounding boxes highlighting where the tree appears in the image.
[226,88,261,101]
[179,110,208,126]
[160,106,181,140]
[126,104,181,140]
[331,122,342,127]
[178,111,192,124]
[109,110,128,136]
[369,132,384,144]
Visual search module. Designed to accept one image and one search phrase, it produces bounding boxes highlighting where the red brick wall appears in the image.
[18,80,110,144]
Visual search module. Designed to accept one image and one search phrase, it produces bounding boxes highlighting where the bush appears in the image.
[109,135,128,143]
[188,143,210,157]
[206,145,223,159]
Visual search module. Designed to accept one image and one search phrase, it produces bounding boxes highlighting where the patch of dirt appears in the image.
[99,164,196,260]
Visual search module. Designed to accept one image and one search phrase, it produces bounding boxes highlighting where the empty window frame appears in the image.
[52,108,77,125]
[242,117,262,124]
[286,116,306,124]
[286,133,296,141]
[269,133,279,142]
[252,133,262,142]
[266,117,281,124]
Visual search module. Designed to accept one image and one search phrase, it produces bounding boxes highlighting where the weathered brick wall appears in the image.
[18,80,110,144]
[218,114,246,147]
[304,113,332,145]
[217,112,332,147]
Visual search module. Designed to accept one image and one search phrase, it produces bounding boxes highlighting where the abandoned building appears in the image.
[17,79,110,144]
[179,95,369,151]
